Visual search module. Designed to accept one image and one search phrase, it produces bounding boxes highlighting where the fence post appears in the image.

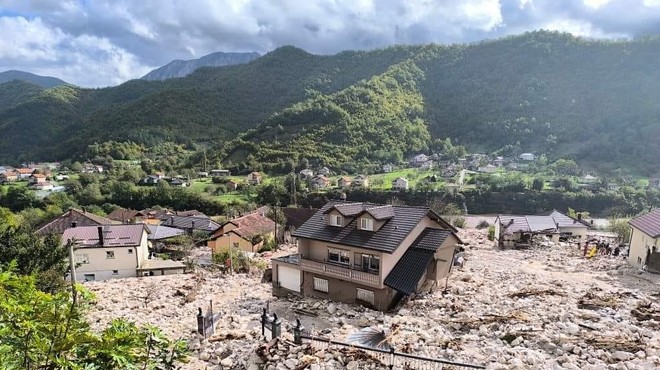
[389,347,395,369]
[261,307,268,337]
[271,313,281,338]
[196,307,204,337]
[293,318,304,345]
[209,300,214,335]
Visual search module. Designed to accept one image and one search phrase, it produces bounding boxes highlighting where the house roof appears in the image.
[293,201,451,254]
[15,168,34,174]
[61,224,148,248]
[359,205,395,220]
[36,208,118,235]
[161,215,220,233]
[218,212,276,240]
[629,208,660,238]
[497,215,558,234]
[282,207,319,230]
[536,210,588,229]
[384,228,452,295]
[146,224,185,240]
[176,210,206,217]
[107,208,143,222]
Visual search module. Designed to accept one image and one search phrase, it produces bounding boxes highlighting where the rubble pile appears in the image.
[85,228,660,370]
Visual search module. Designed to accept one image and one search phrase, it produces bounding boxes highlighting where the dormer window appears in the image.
[360,218,373,231]
[329,214,343,227]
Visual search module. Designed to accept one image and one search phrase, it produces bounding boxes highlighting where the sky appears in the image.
[1,0,660,87]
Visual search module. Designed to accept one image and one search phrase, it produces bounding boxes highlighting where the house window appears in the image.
[357,288,375,305]
[360,218,373,231]
[638,257,642,264]
[83,274,95,282]
[313,277,329,293]
[360,254,380,273]
[75,254,89,264]
[328,248,350,265]
[127,249,133,254]
[233,242,239,249]
[329,214,343,226]
[112,270,119,275]
[106,251,115,259]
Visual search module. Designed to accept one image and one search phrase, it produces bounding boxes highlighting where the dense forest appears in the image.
[1,31,660,174]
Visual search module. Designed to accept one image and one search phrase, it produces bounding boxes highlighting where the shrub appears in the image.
[452,217,466,228]
[476,220,490,229]
[487,226,495,241]
[212,247,250,273]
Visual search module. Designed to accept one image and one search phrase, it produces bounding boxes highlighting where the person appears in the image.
[613,246,620,257]
[583,241,589,256]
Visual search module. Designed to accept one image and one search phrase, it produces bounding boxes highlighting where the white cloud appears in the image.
[0,16,152,87]
[0,0,659,86]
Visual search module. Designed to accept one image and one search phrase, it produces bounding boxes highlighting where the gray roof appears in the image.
[498,215,558,234]
[384,228,451,295]
[36,208,119,235]
[161,215,220,233]
[293,201,433,254]
[61,224,148,248]
[146,225,185,240]
[537,210,589,229]
[629,208,660,238]
[361,205,395,220]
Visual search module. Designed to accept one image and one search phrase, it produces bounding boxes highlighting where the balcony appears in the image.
[300,257,381,288]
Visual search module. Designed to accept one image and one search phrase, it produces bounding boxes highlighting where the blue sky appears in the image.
[1,0,659,87]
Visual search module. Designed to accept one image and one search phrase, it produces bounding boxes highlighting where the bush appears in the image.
[487,226,495,241]
[452,217,466,228]
[476,220,490,229]
[212,247,250,273]
[258,234,277,253]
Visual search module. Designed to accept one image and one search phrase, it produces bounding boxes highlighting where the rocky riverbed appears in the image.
[84,229,660,369]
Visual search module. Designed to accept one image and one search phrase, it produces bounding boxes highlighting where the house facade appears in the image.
[62,224,151,281]
[247,172,263,185]
[629,209,660,273]
[338,176,352,188]
[353,175,369,188]
[207,212,276,253]
[518,153,536,161]
[0,171,18,182]
[271,202,460,311]
[310,175,330,189]
[210,169,231,177]
[392,177,409,191]
[411,154,429,167]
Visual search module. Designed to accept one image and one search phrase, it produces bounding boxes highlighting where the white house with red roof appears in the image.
[629,209,660,272]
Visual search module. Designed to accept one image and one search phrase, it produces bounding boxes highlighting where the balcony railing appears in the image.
[299,257,380,287]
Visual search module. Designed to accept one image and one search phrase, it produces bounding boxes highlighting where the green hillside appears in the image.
[1,31,660,174]
[0,80,44,112]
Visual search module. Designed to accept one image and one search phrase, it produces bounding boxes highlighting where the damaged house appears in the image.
[271,201,461,311]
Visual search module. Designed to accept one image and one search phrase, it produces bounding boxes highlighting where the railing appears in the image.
[289,319,486,370]
[300,257,380,287]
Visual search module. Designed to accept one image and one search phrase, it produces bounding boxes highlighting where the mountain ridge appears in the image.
[0,70,68,88]
[141,51,261,81]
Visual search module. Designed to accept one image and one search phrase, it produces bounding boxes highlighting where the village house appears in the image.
[411,154,429,167]
[338,176,352,188]
[28,173,47,184]
[628,209,660,273]
[650,177,660,189]
[281,207,318,245]
[36,208,119,236]
[382,164,394,173]
[299,169,314,179]
[14,168,34,180]
[246,172,263,185]
[494,210,589,248]
[581,174,598,184]
[33,181,54,191]
[518,153,536,161]
[107,208,148,223]
[310,175,330,189]
[210,169,231,177]
[62,224,185,281]
[81,163,104,173]
[207,212,277,253]
[161,214,220,235]
[271,202,461,311]
[197,171,209,178]
[493,156,504,167]
[478,164,498,173]
[0,171,18,183]
[353,175,369,188]
[391,177,409,191]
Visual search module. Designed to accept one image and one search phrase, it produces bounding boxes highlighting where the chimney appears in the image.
[71,221,77,228]
[97,226,104,246]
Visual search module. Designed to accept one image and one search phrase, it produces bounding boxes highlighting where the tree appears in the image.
[0,266,188,369]
[609,217,631,244]
[531,178,544,191]
[0,227,68,293]
[0,186,38,212]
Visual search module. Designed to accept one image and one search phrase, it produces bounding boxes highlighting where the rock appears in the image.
[613,351,634,361]
[511,336,523,346]
[310,365,321,370]
[220,357,233,367]
[284,358,298,369]
[199,352,211,361]
[327,304,336,315]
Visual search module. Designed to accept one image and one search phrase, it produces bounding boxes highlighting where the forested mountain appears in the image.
[141,51,261,80]
[0,70,68,88]
[0,80,44,112]
[1,31,659,174]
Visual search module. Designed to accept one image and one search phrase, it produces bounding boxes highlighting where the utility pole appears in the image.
[67,239,77,306]
[228,233,233,275]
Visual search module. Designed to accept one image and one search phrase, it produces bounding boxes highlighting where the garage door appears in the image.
[278,265,300,292]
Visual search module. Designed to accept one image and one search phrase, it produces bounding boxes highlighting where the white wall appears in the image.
[629,226,658,268]
[75,246,139,281]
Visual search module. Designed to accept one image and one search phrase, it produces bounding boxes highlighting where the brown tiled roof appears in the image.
[61,224,148,248]
[36,208,119,235]
[629,208,660,238]
[220,213,276,240]
[107,208,142,222]
[15,168,34,174]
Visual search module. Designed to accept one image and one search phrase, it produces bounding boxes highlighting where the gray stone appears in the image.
[612,351,634,361]
[285,358,298,369]
[220,357,233,368]
[347,361,359,370]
